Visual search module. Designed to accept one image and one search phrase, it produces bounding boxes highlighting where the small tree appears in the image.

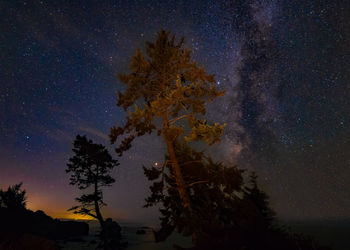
[110,30,225,218]
[0,182,27,210]
[66,135,119,234]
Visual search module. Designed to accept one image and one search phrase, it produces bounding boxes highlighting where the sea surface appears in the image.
[121,223,192,250]
[71,221,192,250]
[284,220,350,250]
[60,220,349,250]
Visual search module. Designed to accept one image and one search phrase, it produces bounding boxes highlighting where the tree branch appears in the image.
[72,208,98,219]
[82,212,98,219]
[169,114,189,125]
[188,180,209,187]
[179,160,202,167]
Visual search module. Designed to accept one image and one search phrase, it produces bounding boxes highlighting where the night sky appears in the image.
[0,0,349,223]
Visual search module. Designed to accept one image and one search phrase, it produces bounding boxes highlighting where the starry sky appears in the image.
[0,0,349,223]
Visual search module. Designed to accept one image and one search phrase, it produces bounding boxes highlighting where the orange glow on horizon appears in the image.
[27,200,96,220]
[50,212,97,221]
[25,191,124,221]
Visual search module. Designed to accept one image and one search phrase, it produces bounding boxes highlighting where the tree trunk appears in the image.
[162,116,197,244]
[94,175,106,248]
[162,114,191,210]
[94,169,105,229]
[165,139,192,209]
[95,198,108,249]
[94,198,104,229]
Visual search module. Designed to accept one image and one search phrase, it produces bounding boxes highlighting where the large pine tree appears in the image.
[110,30,225,218]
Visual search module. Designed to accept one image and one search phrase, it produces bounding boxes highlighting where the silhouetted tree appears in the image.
[245,172,276,228]
[144,143,249,249]
[66,135,119,242]
[0,182,27,210]
[144,143,332,250]
[110,30,225,231]
[0,183,89,247]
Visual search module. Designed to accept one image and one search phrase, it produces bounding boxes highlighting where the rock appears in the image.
[152,224,175,242]
[0,207,89,240]
[103,218,127,249]
[104,218,122,239]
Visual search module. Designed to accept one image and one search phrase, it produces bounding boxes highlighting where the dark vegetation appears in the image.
[0,183,88,250]
[144,143,331,250]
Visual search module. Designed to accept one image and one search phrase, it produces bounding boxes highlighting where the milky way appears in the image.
[0,0,349,223]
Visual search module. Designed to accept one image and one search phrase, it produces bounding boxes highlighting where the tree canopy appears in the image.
[110,30,226,154]
[0,182,27,210]
[66,135,119,226]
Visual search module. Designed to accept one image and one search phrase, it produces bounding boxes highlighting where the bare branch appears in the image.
[179,160,202,167]
[188,180,209,187]
[169,114,189,125]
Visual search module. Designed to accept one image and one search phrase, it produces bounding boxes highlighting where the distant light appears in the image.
[154,162,158,166]
[25,135,30,139]
[217,81,221,85]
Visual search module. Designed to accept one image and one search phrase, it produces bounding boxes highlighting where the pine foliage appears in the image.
[66,135,119,220]
[0,183,27,210]
[110,30,226,156]
[143,143,248,248]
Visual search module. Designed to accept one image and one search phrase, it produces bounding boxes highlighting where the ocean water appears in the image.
[66,220,349,250]
[284,220,350,250]
[122,226,192,250]
[120,220,350,250]
[87,221,192,250]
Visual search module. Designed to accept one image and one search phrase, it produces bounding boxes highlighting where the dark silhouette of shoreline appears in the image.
[0,207,88,249]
